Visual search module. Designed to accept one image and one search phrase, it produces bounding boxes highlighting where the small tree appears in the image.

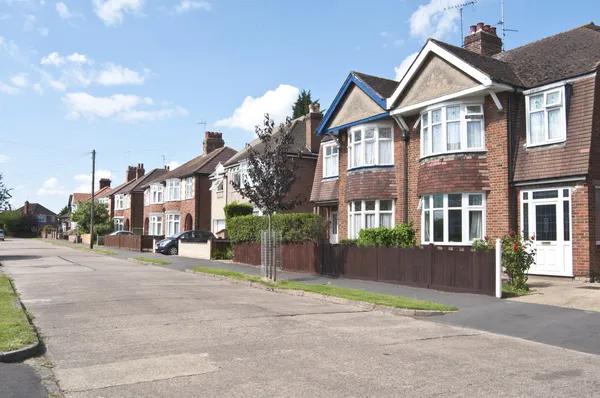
[57,205,70,217]
[0,173,12,211]
[232,114,301,281]
[502,231,536,291]
[71,200,110,235]
[0,211,36,233]
[291,90,319,119]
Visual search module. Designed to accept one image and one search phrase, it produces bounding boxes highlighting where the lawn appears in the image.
[133,257,172,265]
[191,267,457,312]
[0,275,37,352]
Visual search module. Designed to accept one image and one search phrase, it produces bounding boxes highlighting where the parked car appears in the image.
[108,231,136,236]
[155,230,215,255]
[0,229,4,241]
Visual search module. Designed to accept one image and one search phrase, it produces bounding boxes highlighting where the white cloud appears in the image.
[33,82,43,94]
[41,51,93,66]
[0,81,20,94]
[96,63,145,85]
[394,52,419,81]
[0,36,22,62]
[38,177,66,196]
[93,0,144,25]
[10,72,28,88]
[41,51,64,66]
[215,84,300,132]
[0,154,10,163]
[62,92,188,122]
[55,2,71,18]
[66,52,92,64]
[49,79,66,91]
[73,170,112,193]
[38,27,48,36]
[409,0,462,41]
[166,161,179,170]
[380,31,389,37]
[23,14,35,30]
[175,0,211,13]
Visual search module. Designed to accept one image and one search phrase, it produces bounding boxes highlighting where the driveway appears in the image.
[507,276,600,311]
[2,239,600,397]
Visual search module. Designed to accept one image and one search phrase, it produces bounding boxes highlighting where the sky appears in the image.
[0,0,598,213]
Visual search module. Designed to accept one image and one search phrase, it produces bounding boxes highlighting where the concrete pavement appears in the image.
[2,238,600,397]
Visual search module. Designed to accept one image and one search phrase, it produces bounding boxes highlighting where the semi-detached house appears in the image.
[311,22,600,280]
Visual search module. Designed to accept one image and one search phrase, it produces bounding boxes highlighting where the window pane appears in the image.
[422,127,430,156]
[548,108,562,140]
[563,189,569,198]
[433,195,443,208]
[422,113,428,127]
[536,204,557,241]
[365,140,375,165]
[365,128,375,139]
[423,196,430,209]
[448,209,462,242]
[432,109,441,123]
[354,201,361,211]
[466,105,482,114]
[365,201,376,211]
[379,140,392,164]
[523,203,529,237]
[532,190,558,199]
[365,214,375,229]
[523,192,528,200]
[433,210,444,242]
[564,201,570,241]
[469,194,482,206]
[380,200,392,211]
[354,214,362,237]
[354,131,362,142]
[379,128,392,139]
[447,121,460,151]
[380,213,392,228]
[546,91,560,106]
[529,111,545,144]
[326,146,331,156]
[467,121,482,148]
[353,142,362,167]
[432,124,443,153]
[424,211,430,242]
[448,194,462,207]
[530,94,543,111]
[446,105,460,121]
[469,211,483,240]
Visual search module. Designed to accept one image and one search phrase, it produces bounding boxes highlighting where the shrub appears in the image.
[502,231,536,291]
[339,239,357,246]
[356,223,416,248]
[227,213,327,244]
[43,225,53,233]
[472,236,492,252]
[213,247,233,260]
[224,202,254,220]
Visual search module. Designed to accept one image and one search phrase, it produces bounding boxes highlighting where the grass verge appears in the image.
[191,267,457,311]
[0,275,37,352]
[502,283,530,298]
[133,257,172,265]
[44,240,116,255]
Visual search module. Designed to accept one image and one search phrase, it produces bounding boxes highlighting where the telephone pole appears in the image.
[90,149,96,249]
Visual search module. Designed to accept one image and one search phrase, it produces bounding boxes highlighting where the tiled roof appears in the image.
[110,168,169,195]
[352,71,400,99]
[17,203,57,216]
[72,193,91,205]
[159,146,238,180]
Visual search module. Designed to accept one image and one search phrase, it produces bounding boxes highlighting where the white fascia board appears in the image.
[390,84,488,116]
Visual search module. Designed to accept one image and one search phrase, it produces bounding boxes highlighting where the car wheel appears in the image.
[168,246,178,255]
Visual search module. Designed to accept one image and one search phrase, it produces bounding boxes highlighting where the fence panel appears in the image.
[104,235,142,251]
[233,242,261,266]
[430,246,495,295]
[141,235,159,251]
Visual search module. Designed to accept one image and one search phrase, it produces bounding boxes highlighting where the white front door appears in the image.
[522,188,572,276]
[330,211,338,244]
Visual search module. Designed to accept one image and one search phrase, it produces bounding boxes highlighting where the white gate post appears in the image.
[495,239,502,298]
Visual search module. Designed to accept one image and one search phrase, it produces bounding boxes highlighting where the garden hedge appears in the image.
[227,213,327,244]
[224,202,254,220]
[356,223,417,248]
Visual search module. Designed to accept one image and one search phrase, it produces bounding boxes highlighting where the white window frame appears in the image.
[165,179,181,202]
[347,199,395,239]
[36,214,47,223]
[114,194,125,210]
[144,189,149,206]
[99,197,109,206]
[525,86,567,147]
[149,214,163,236]
[213,219,226,233]
[420,102,485,158]
[323,142,339,178]
[150,184,163,204]
[165,213,181,236]
[347,122,394,169]
[184,177,193,199]
[114,217,124,232]
[421,192,486,245]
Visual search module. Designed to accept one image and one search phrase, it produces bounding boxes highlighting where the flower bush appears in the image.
[501,231,536,291]
[471,235,492,252]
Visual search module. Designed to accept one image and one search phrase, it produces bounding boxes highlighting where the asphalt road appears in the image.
[0,363,46,398]
[2,239,600,397]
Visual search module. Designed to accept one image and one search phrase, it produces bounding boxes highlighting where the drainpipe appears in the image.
[508,93,518,231]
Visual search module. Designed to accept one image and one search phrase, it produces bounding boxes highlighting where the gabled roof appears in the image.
[159,146,238,180]
[110,168,169,196]
[224,115,316,167]
[316,71,398,135]
[72,193,91,205]
[17,203,57,217]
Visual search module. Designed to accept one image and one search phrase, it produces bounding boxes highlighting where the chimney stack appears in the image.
[464,21,502,56]
[24,201,29,215]
[126,166,136,182]
[99,178,111,189]
[305,103,323,154]
[203,132,225,155]
[136,163,145,180]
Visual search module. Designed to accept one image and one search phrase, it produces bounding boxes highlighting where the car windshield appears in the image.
[169,232,186,239]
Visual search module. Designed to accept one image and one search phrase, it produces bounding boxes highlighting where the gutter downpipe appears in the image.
[508,92,518,232]
[392,115,409,224]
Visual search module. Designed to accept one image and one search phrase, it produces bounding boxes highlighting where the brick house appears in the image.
[311,22,600,279]
[16,201,58,231]
[141,132,237,237]
[66,178,112,231]
[210,108,323,236]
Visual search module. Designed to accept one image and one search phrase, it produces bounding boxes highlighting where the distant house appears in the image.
[66,178,112,230]
[17,201,58,231]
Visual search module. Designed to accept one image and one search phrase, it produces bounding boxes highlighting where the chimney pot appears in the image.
[490,26,497,36]
[203,131,225,155]
[464,21,502,56]
[477,22,484,31]
[24,201,29,215]
[309,103,315,113]
[483,24,491,32]
[469,25,477,34]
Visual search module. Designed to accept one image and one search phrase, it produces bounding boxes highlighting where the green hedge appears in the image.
[356,223,417,248]
[224,202,254,220]
[227,213,328,244]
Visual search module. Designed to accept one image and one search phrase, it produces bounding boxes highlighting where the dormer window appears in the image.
[348,123,393,169]
[420,103,484,158]
[526,86,566,147]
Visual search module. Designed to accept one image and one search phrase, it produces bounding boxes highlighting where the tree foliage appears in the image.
[0,173,12,211]
[232,114,302,218]
[227,214,327,244]
[0,211,36,233]
[502,231,536,291]
[71,200,111,234]
[223,201,254,220]
[291,90,319,119]
[58,205,70,217]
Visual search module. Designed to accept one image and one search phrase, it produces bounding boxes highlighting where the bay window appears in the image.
[185,177,193,199]
[526,86,566,146]
[166,180,180,201]
[323,143,339,178]
[150,184,163,204]
[422,193,485,244]
[348,199,394,239]
[348,123,393,169]
[421,103,485,157]
[149,214,163,236]
[165,213,180,237]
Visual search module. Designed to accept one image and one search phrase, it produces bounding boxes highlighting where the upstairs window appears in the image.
[114,195,125,210]
[150,184,163,204]
[37,214,47,223]
[184,177,193,199]
[348,123,393,169]
[421,103,485,157]
[144,189,149,206]
[166,180,180,201]
[526,87,566,147]
[323,143,339,178]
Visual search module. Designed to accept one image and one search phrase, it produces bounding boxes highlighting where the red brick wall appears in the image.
[587,70,600,279]
[338,133,349,239]
[283,156,319,213]
[131,192,144,232]
[196,174,212,230]
[346,169,397,201]
[417,155,489,195]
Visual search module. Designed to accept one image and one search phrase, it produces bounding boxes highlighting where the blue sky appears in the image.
[0,0,598,213]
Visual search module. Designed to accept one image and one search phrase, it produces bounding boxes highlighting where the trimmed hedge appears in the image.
[227,213,328,244]
[356,223,417,248]
[224,202,254,220]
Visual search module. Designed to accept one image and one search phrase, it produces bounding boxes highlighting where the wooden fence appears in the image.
[233,243,496,296]
[104,235,142,251]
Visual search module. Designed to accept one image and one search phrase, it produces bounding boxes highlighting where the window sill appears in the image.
[525,139,566,149]
[347,165,394,173]
[421,241,476,247]
[420,150,486,161]
[322,176,339,181]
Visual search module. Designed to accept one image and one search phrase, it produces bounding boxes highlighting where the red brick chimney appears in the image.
[305,103,324,153]
[99,178,111,189]
[23,201,29,215]
[203,132,225,155]
[126,166,136,182]
[464,21,502,56]
[136,163,145,180]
